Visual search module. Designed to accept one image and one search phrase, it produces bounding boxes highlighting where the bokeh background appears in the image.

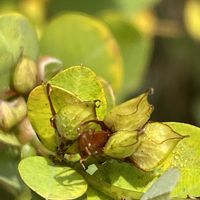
[1,0,200,126]
[0,0,200,199]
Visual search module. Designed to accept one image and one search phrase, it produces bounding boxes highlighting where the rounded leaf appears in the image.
[28,66,108,150]
[18,156,87,200]
[101,12,153,99]
[49,66,108,120]
[161,122,200,197]
[28,85,80,150]
[40,13,123,93]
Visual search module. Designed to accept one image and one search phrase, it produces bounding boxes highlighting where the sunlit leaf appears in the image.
[18,156,87,200]
[28,66,108,150]
[99,160,155,193]
[49,66,108,120]
[40,13,123,93]
[28,85,80,150]
[141,168,180,200]
[87,187,112,200]
[161,122,200,197]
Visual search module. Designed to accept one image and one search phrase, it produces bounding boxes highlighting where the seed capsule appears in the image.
[0,97,27,130]
[55,101,97,140]
[104,89,153,132]
[129,122,185,171]
[13,57,38,94]
[103,130,140,159]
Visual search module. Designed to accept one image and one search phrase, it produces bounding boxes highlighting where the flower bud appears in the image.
[104,130,140,159]
[13,57,38,94]
[104,89,154,132]
[130,122,185,171]
[17,117,37,144]
[0,97,27,130]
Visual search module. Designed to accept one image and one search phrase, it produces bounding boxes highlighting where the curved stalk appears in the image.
[77,167,142,200]
[75,165,187,200]
[31,136,55,157]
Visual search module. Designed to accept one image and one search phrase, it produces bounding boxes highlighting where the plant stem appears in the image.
[75,165,188,200]
[31,136,55,157]
[77,167,142,200]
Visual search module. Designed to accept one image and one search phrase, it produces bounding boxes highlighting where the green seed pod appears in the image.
[130,122,185,171]
[104,89,153,132]
[0,97,27,130]
[55,101,96,140]
[103,130,140,159]
[13,57,38,94]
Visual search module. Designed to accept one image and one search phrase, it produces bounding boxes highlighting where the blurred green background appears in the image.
[0,0,200,199]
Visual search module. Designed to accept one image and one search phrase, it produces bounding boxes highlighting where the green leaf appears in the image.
[18,156,88,200]
[87,187,112,200]
[28,84,83,150]
[160,122,200,198]
[0,129,20,146]
[0,13,39,95]
[49,66,108,120]
[40,13,123,93]
[101,13,153,99]
[99,160,155,193]
[48,0,159,17]
[28,85,58,150]
[141,168,180,200]
[0,147,23,193]
[28,66,108,150]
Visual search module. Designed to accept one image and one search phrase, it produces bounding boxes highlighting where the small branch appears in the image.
[74,164,187,200]
[77,167,142,200]
[31,136,55,157]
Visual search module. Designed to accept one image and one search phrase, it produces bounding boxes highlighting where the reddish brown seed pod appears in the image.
[77,120,111,159]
